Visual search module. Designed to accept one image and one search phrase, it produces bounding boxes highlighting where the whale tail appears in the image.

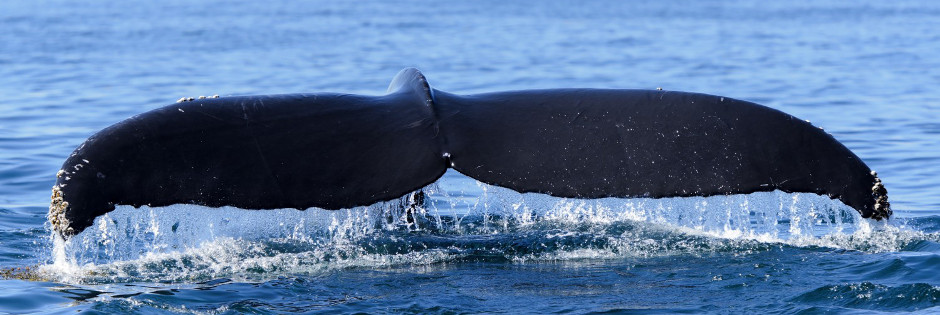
[50,68,889,237]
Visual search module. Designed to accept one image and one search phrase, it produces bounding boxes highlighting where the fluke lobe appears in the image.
[49,68,891,237]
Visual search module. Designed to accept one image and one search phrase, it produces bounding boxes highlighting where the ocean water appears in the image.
[2,0,940,313]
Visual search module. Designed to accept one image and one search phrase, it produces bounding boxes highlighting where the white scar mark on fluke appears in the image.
[177,95,220,103]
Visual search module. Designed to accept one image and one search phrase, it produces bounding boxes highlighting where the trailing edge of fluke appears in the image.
[49,68,891,238]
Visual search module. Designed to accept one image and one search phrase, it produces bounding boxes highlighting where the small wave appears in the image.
[791,282,940,312]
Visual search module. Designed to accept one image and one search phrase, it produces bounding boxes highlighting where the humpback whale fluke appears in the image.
[49,68,890,237]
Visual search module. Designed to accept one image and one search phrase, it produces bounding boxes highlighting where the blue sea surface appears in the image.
[2,0,940,313]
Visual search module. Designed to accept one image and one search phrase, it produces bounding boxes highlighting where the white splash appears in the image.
[39,171,918,284]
